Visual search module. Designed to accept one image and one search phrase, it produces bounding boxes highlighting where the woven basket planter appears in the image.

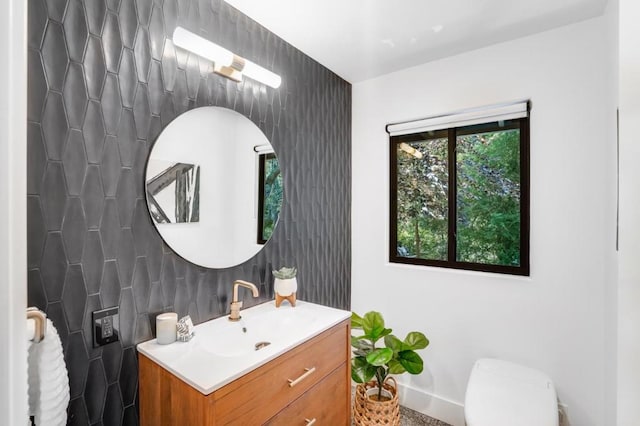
[353,377,400,426]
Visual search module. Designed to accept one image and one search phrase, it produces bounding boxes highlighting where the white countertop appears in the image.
[136,300,351,395]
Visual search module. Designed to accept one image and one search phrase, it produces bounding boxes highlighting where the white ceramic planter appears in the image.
[365,386,394,401]
[274,277,297,296]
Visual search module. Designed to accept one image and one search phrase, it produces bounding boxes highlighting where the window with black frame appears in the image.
[257,153,283,244]
[389,102,530,275]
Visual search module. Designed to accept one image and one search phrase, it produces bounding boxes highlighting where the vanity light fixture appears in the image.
[172,27,282,89]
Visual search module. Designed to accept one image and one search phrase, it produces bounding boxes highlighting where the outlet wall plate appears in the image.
[92,306,120,347]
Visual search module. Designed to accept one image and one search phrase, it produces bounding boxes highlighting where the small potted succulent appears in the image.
[273,266,297,307]
[351,311,429,425]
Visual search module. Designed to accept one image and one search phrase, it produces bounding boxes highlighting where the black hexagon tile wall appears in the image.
[27,0,351,424]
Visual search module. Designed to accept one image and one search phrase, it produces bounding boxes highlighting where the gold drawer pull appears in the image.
[305,418,316,425]
[287,367,316,387]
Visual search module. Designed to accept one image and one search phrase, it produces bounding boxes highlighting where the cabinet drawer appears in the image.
[266,363,350,426]
[212,319,349,425]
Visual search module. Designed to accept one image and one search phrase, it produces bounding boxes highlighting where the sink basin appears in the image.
[196,321,261,357]
[196,306,319,357]
[136,300,350,395]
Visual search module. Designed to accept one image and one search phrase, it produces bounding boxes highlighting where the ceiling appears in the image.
[224,0,609,83]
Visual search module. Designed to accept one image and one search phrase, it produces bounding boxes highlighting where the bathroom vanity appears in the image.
[137,301,351,425]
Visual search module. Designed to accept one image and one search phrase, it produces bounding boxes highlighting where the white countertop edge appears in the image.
[136,301,352,395]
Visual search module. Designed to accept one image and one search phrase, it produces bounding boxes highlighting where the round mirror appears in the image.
[145,107,283,268]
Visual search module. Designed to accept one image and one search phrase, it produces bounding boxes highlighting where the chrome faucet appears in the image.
[229,280,259,321]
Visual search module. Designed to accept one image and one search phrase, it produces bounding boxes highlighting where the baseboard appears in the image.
[396,382,466,426]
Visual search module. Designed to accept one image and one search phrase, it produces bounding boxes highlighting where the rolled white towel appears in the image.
[28,318,70,426]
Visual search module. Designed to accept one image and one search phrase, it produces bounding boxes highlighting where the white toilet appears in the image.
[464,358,559,426]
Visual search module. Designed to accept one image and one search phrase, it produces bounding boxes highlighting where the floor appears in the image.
[399,405,452,426]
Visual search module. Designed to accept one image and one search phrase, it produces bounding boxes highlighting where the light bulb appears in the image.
[172,27,234,68]
[242,59,282,89]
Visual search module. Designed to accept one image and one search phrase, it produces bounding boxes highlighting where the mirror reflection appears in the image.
[145,107,282,269]
[146,160,201,224]
[257,152,283,244]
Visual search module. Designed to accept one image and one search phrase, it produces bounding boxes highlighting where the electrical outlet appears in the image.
[93,306,119,347]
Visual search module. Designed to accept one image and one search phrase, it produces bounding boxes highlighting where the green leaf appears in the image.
[378,328,393,340]
[362,312,386,340]
[366,348,393,366]
[398,350,424,374]
[384,335,405,353]
[404,332,429,350]
[387,359,407,375]
[351,336,372,351]
[351,356,376,383]
[351,312,364,329]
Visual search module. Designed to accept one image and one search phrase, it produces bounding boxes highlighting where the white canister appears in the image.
[156,312,178,344]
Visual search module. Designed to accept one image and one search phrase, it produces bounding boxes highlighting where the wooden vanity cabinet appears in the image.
[265,363,349,425]
[139,318,351,425]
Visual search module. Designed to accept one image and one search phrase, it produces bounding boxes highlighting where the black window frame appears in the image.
[257,152,278,245]
[389,117,530,276]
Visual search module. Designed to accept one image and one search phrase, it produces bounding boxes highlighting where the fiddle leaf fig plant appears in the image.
[351,311,429,401]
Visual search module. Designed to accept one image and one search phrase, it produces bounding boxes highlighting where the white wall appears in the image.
[0,0,27,424]
[603,0,619,424]
[352,17,617,426]
[617,0,640,423]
